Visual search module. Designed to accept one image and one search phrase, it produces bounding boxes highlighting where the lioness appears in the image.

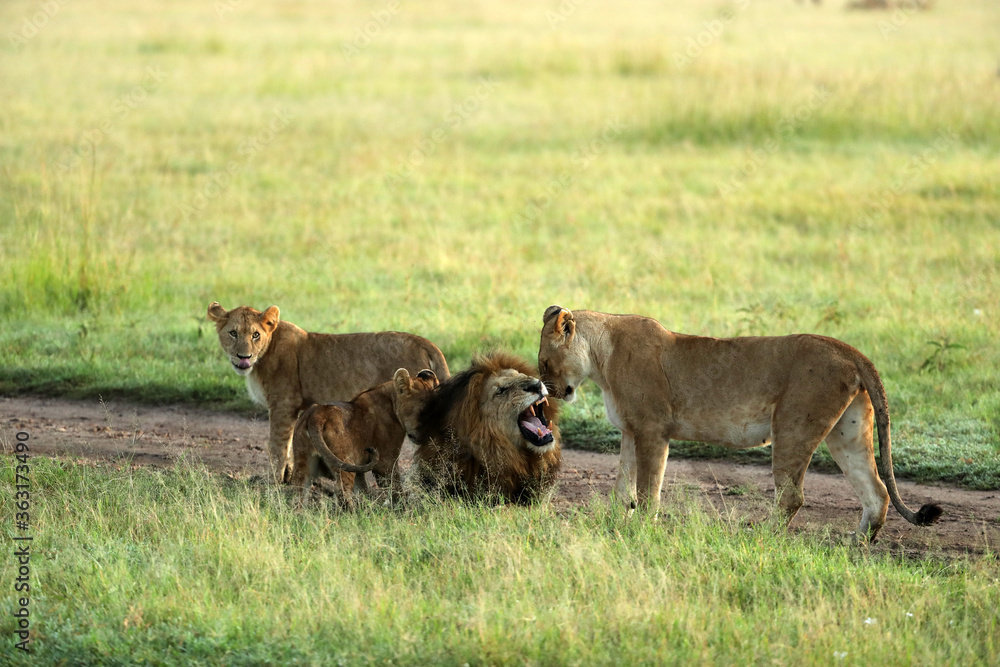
[290,368,440,506]
[207,301,449,483]
[408,351,561,504]
[537,306,942,540]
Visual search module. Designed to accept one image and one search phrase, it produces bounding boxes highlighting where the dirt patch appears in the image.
[3,395,998,558]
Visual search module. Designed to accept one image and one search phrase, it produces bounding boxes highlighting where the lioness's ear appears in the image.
[543,305,564,324]
[394,368,412,394]
[207,301,228,322]
[553,308,575,342]
[417,369,438,385]
[260,305,280,333]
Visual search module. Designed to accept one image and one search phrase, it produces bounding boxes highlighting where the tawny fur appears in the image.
[290,368,440,507]
[410,351,561,504]
[537,306,942,541]
[207,301,450,484]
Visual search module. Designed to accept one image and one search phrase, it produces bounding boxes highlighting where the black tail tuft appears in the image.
[915,503,944,526]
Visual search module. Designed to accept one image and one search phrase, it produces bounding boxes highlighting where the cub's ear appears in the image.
[207,301,228,322]
[260,305,280,333]
[552,308,575,342]
[543,305,564,324]
[416,369,438,385]
[394,368,412,394]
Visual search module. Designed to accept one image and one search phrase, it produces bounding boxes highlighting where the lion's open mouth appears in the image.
[519,397,554,447]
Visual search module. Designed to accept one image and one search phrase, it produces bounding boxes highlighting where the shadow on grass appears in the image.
[0,367,252,413]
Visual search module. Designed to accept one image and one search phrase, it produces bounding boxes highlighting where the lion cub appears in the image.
[290,368,440,506]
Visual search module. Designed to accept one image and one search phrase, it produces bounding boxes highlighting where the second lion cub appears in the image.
[291,368,440,506]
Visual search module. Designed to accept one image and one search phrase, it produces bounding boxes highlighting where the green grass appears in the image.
[2,458,998,665]
[1,0,998,486]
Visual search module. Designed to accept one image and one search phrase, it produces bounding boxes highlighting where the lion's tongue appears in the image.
[235,359,252,369]
[520,416,552,438]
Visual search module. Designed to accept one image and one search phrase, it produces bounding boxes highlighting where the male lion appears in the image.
[408,351,561,504]
[207,301,449,483]
[537,306,942,541]
[290,368,440,506]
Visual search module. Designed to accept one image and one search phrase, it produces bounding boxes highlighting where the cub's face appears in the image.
[482,368,555,454]
[538,306,588,403]
[393,369,441,438]
[206,302,279,376]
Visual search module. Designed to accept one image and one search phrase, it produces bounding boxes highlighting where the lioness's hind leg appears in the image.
[770,439,815,524]
[770,389,855,524]
[826,392,889,541]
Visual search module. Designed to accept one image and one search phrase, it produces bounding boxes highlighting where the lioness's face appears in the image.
[206,302,279,376]
[393,369,441,438]
[482,369,555,454]
[538,306,588,403]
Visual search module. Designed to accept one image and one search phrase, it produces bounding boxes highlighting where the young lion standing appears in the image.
[537,306,941,541]
[207,301,449,484]
[291,368,440,506]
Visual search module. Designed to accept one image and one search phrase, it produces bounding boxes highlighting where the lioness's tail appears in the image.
[855,354,943,526]
[307,421,379,474]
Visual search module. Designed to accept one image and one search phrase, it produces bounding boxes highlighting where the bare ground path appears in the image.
[3,396,998,558]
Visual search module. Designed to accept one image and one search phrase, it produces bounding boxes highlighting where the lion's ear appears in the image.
[207,301,228,322]
[417,369,438,385]
[543,305,564,324]
[553,308,575,343]
[260,306,280,333]
[394,368,412,394]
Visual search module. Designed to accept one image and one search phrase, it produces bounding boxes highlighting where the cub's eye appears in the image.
[229,330,237,338]
[252,331,260,340]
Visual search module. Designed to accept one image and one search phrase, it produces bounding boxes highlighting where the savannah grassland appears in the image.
[1,0,999,664]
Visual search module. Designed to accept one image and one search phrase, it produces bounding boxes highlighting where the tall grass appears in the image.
[0,0,998,483]
[1,458,997,665]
